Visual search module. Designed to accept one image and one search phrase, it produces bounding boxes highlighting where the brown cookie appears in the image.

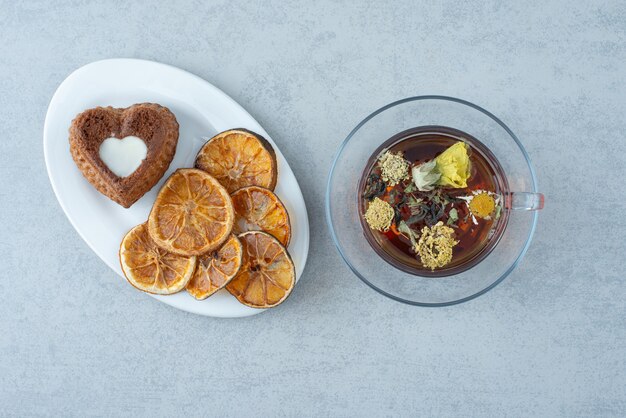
[69,103,179,208]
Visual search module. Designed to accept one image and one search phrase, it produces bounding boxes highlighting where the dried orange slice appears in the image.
[231,186,291,247]
[195,129,278,193]
[120,223,197,295]
[186,234,243,300]
[148,168,234,256]
[226,231,295,308]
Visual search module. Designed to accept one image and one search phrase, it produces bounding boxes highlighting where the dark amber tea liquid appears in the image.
[358,126,509,277]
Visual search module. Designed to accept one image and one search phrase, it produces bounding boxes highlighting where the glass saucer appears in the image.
[325,96,541,306]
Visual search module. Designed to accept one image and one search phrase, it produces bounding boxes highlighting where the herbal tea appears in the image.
[358,126,509,276]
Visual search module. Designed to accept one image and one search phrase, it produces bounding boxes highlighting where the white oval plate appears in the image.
[43,59,310,318]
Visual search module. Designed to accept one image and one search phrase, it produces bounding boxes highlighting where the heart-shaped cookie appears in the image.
[69,103,178,208]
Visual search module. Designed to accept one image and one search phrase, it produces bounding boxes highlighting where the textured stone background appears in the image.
[1,1,625,417]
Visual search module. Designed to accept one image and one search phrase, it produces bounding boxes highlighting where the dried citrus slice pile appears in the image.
[148,168,234,255]
[226,231,295,308]
[186,234,243,300]
[118,128,297,310]
[120,223,197,295]
[231,186,291,246]
[195,129,277,193]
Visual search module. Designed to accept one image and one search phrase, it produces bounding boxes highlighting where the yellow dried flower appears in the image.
[378,151,410,186]
[469,192,496,219]
[435,142,471,188]
[364,197,395,232]
[415,221,458,270]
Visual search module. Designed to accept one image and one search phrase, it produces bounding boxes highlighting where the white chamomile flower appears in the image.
[458,190,502,223]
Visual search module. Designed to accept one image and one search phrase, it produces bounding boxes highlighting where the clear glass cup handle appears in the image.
[506,192,544,211]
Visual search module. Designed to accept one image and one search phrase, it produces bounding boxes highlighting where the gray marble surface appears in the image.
[1,1,625,416]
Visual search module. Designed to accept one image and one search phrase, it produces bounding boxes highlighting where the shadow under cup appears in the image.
[326,96,544,306]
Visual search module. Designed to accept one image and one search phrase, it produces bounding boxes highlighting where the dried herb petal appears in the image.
[397,220,418,248]
[449,208,459,222]
[404,182,417,193]
[406,213,425,225]
[363,173,386,200]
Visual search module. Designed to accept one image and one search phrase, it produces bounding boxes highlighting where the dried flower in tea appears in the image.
[468,192,496,219]
[411,160,441,191]
[378,151,410,186]
[415,221,458,270]
[435,142,471,188]
[364,197,395,232]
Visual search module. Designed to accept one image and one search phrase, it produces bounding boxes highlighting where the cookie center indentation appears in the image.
[99,136,148,177]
